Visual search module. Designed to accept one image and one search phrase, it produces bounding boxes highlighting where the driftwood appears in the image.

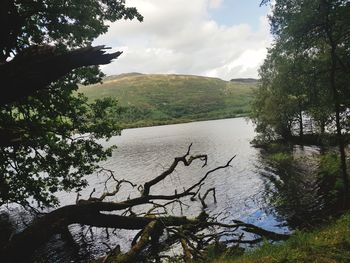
[0,144,289,262]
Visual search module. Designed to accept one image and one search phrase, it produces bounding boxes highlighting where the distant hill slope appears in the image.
[79,74,257,127]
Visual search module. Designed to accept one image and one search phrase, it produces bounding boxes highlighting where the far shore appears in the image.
[119,113,250,130]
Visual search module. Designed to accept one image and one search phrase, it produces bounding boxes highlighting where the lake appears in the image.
[34,117,290,262]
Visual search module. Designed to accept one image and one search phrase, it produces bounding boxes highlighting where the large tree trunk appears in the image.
[1,202,289,263]
[0,203,195,262]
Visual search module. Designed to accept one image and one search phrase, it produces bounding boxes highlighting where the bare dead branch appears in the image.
[2,147,290,263]
[199,188,216,209]
[142,143,207,196]
[104,220,158,263]
[89,188,97,199]
[181,238,192,263]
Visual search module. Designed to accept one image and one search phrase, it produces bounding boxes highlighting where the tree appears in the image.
[0,45,122,107]
[0,0,142,207]
[257,0,350,196]
[252,45,308,141]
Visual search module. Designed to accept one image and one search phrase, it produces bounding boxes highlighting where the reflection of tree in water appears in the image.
[257,145,342,229]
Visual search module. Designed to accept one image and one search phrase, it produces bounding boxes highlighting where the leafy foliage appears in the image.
[252,0,350,141]
[1,0,142,60]
[253,0,350,213]
[0,1,142,207]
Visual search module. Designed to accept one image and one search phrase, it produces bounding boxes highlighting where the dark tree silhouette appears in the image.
[0,45,122,106]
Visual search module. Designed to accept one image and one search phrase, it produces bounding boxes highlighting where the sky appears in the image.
[94,0,272,80]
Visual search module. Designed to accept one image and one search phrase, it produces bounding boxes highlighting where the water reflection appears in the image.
[257,144,342,229]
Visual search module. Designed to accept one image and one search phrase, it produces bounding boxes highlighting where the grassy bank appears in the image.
[79,73,257,128]
[213,213,350,263]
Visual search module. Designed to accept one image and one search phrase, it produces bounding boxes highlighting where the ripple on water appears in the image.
[12,118,290,262]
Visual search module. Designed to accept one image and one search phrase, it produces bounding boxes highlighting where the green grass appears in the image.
[79,73,257,127]
[213,213,350,263]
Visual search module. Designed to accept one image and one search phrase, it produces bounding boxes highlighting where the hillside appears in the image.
[79,73,257,127]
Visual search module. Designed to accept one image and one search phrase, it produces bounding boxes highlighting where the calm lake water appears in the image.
[32,118,290,261]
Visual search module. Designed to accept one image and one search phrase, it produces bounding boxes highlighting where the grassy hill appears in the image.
[79,73,257,128]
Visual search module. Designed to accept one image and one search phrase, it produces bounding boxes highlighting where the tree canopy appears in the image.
[253,0,350,196]
[0,0,142,61]
[0,0,143,207]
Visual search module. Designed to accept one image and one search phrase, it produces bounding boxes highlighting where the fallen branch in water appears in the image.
[1,144,289,263]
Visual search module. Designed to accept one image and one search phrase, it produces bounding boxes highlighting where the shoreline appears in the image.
[119,113,251,130]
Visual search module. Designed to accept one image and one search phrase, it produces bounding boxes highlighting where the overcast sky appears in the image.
[94,0,272,80]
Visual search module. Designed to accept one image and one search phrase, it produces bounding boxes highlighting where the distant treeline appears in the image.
[230,78,258,83]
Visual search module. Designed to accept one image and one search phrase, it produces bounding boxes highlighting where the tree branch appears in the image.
[1,147,289,263]
[142,143,207,196]
[0,45,122,106]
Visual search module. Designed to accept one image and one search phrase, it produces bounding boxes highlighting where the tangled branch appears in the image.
[1,145,289,263]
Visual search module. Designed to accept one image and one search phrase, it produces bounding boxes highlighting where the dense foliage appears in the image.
[253,0,350,140]
[1,0,142,61]
[252,0,350,195]
[0,0,142,207]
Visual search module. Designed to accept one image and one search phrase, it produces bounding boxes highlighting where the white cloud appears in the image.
[94,0,272,80]
[209,0,223,9]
